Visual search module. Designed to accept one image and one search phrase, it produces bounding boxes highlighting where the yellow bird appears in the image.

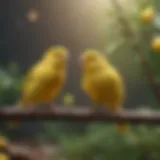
[9,45,69,128]
[80,49,129,133]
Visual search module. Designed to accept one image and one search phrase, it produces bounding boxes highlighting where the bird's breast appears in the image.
[83,71,122,103]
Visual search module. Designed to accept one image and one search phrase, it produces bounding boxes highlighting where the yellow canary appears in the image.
[9,45,69,128]
[80,49,129,133]
[20,46,69,106]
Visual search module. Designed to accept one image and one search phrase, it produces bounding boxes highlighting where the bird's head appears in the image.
[80,49,107,72]
[44,45,69,61]
[43,45,69,68]
[80,49,100,63]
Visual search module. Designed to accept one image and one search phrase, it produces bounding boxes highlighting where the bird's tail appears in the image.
[8,100,24,129]
[107,105,130,134]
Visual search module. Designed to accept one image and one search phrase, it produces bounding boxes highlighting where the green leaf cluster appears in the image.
[0,62,22,105]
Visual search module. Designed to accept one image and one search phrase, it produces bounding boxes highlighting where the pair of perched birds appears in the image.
[11,46,129,133]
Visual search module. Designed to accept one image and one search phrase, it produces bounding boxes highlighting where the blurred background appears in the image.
[1,0,160,159]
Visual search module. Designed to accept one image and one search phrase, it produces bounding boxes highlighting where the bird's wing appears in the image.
[22,62,57,99]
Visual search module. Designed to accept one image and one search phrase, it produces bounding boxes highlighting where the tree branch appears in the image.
[0,106,160,124]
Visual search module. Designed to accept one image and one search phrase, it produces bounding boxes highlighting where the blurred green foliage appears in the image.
[58,124,160,160]
[0,62,22,106]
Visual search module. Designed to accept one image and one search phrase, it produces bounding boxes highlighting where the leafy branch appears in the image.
[109,0,160,106]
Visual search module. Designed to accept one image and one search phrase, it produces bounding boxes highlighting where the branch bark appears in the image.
[0,106,160,124]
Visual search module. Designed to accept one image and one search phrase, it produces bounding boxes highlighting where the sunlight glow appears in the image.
[26,9,39,23]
